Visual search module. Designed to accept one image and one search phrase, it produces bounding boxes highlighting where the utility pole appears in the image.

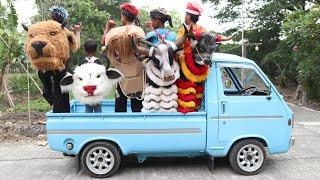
[241,0,245,57]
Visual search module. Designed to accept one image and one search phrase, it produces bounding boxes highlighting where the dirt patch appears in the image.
[0,111,46,141]
[0,111,46,124]
[277,85,320,111]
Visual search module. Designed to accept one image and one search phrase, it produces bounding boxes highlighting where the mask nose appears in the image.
[31,41,47,56]
[83,85,97,96]
[204,58,212,66]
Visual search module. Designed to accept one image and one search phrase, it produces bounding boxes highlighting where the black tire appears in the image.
[81,141,121,178]
[228,139,267,175]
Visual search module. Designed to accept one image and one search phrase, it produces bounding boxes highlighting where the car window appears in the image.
[219,64,269,96]
[220,68,236,90]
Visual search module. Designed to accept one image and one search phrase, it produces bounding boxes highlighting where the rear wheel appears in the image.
[229,139,267,175]
[81,141,121,178]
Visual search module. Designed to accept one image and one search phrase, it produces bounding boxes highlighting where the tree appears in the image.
[282,6,320,101]
[0,1,23,97]
[33,0,128,66]
[202,0,319,81]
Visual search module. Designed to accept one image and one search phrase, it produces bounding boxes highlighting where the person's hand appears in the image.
[144,20,152,28]
[73,22,82,33]
[144,20,154,32]
[106,19,116,30]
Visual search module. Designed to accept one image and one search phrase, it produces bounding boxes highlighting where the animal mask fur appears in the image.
[60,63,123,106]
[24,20,78,71]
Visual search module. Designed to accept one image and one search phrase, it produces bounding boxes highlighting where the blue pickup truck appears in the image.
[46,53,294,178]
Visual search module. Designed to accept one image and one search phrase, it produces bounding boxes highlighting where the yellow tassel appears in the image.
[196,93,203,99]
[178,99,196,108]
[179,54,209,83]
[178,87,196,95]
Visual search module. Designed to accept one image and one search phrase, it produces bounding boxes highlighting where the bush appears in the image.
[12,99,51,113]
[8,73,42,95]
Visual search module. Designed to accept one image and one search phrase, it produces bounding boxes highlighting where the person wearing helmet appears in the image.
[49,6,81,50]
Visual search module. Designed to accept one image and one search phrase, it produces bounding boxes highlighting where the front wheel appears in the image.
[81,141,121,178]
[229,139,267,175]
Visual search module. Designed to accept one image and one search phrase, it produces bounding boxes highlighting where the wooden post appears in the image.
[19,61,43,94]
[27,64,31,124]
[2,78,14,108]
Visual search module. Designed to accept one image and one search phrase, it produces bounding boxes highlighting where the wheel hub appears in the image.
[237,144,264,172]
[86,146,115,175]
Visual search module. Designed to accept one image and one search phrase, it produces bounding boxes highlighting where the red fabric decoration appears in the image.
[120,3,139,17]
[194,85,204,93]
[176,79,195,89]
[178,94,197,102]
[195,98,202,106]
[178,106,196,114]
[184,41,208,75]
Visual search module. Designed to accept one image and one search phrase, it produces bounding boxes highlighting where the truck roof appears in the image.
[212,53,255,64]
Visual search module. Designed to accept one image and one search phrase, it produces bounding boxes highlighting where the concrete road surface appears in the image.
[0,104,319,180]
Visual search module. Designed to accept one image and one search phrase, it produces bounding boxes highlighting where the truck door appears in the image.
[216,63,288,148]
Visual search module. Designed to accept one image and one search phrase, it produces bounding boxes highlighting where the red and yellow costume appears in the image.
[176,25,209,113]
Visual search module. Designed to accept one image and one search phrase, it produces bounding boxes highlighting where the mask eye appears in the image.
[79,77,83,81]
[96,74,101,78]
[50,31,56,36]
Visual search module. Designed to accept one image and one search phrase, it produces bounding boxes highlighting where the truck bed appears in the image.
[46,100,207,156]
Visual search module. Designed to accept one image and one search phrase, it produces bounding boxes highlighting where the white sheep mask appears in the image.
[60,63,123,105]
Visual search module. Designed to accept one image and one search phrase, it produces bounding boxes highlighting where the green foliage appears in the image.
[33,0,129,68]
[9,73,42,95]
[12,99,51,112]
[281,5,320,98]
[0,1,23,97]
[203,0,320,88]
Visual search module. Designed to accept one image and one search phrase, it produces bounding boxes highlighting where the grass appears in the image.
[12,99,51,113]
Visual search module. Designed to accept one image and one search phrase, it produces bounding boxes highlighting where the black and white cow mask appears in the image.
[190,32,219,66]
[60,63,123,105]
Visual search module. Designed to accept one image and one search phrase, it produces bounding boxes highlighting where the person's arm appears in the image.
[101,19,116,46]
[220,32,238,41]
[73,22,82,49]
[144,20,154,32]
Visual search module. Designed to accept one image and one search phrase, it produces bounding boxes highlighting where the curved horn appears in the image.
[131,36,149,56]
[22,23,28,32]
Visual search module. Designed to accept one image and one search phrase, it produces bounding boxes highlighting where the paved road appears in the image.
[0,104,319,180]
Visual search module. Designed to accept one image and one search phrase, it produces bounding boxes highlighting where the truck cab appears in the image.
[46,53,294,178]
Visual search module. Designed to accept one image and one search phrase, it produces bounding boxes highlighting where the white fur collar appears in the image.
[160,101,178,109]
[142,101,160,110]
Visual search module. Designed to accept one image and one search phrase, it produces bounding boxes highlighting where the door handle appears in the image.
[221,101,226,114]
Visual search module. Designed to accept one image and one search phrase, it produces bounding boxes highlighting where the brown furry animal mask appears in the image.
[24,20,78,71]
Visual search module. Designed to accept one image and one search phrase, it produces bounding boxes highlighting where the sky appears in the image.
[131,0,236,32]
[10,0,238,33]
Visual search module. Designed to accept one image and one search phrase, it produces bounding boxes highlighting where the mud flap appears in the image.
[207,156,215,172]
[76,155,81,172]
